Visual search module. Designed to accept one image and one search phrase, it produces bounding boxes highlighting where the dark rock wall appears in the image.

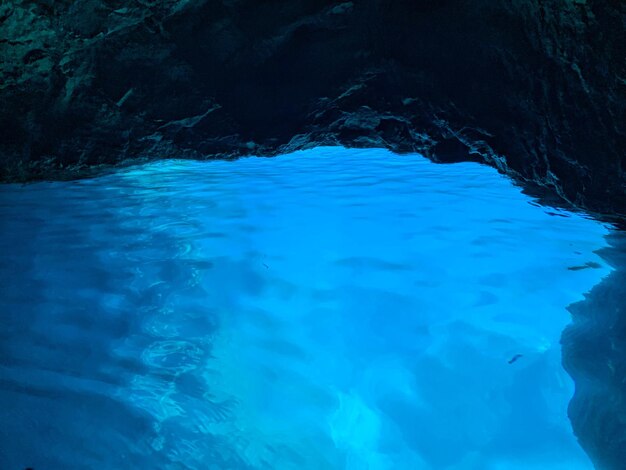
[563,232,626,470]
[0,0,624,218]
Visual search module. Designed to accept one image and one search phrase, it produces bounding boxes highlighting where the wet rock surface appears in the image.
[0,0,624,219]
[563,232,626,470]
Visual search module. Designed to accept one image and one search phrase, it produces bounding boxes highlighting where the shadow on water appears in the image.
[0,180,253,469]
[562,231,626,470]
[0,182,160,469]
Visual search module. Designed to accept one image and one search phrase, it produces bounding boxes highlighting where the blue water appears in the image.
[0,147,613,469]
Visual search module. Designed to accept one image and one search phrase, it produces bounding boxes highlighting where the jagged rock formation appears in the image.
[1,0,624,219]
[563,232,626,470]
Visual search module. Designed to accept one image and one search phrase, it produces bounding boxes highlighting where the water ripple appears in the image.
[0,147,613,469]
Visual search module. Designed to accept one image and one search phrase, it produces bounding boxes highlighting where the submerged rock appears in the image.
[563,233,626,470]
[0,0,624,220]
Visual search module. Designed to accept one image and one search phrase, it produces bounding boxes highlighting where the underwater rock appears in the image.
[0,0,624,220]
[562,233,626,470]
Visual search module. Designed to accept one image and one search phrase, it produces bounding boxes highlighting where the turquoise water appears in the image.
[0,147,613,469]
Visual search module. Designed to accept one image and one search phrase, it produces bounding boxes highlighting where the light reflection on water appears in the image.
[0,147,613,469]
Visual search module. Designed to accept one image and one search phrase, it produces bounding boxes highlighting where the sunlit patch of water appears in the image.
[0,147,613,469]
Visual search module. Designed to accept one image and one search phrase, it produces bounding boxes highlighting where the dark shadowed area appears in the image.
[0,0,624,219]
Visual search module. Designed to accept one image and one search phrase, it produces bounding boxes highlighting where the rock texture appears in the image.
[0,0,625,219]
[563,232,626,470]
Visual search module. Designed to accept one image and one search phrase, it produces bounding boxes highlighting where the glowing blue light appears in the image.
[0,147,611,469]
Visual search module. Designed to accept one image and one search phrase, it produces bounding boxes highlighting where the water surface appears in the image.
[0,147,613,469]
